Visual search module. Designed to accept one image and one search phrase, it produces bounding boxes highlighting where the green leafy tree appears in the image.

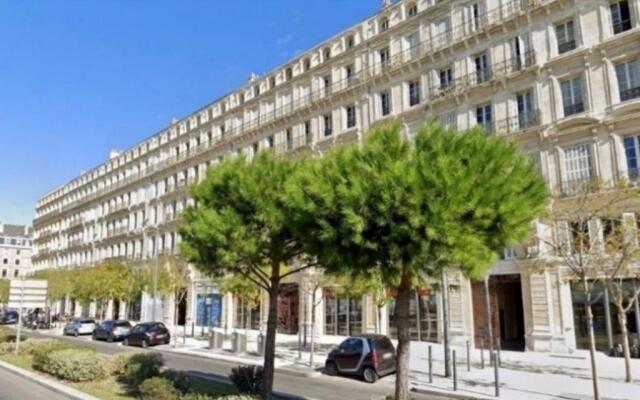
[156,254,192,345]
[179,151,317,396]
[288,122,547,400]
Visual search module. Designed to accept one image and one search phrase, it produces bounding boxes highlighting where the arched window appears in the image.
[323,46,331,61]
[407,2,418,17]
[379,17,389,33]
[346,35,355,49]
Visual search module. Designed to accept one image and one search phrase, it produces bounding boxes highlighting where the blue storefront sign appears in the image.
[196,292,222,327]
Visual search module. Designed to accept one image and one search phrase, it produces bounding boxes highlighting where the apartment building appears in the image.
[0,222,34,279]
[33,0,640,353]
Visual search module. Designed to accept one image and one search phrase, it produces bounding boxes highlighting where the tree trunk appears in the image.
[617,304,633,382]
[583,278,601,400]
[394,272,413,400]
[261,262,280,397]
[173,293,179,348]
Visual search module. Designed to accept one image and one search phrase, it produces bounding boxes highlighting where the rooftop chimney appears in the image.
[382,0,392,9]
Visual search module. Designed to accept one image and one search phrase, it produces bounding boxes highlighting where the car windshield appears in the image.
[81,319,94,324]
[134,325,149,332]
[115,321,130,327]
[340,338,363,352]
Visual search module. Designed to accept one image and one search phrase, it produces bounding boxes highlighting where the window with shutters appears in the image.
[610,1,632,34]
[556,20,577,54]
[323,114,333,137]
[408,80,421,106]
[616,59,640,101]
[345,105,357,129]
[623,135,640,180]
[562,143,594,195]
[476,104,493,133]
[380,90,391,117]
[561,76,585,116]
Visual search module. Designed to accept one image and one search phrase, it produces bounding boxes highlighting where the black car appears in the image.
[0,311,19,325]
[123,322,170,348]
[92,320,132,342]
[325,334,396,383]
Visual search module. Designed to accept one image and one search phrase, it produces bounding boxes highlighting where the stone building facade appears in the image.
[0,222,34,279]
[33,0,640,353]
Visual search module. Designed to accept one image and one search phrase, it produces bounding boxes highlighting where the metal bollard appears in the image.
[428,345,433,383]
[208,329,214,349]
[183,324,186,345]
[191,321,195,337]
[497,341,502,368]
[452,350,457,391]
[493,351,500,397]
[481,339,485,369]
[466,340,471,371]
[232,331,239,353]
[257,333,265,356]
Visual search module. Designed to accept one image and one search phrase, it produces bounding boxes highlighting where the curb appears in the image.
[412,385,494,400]
[0,359,99,400]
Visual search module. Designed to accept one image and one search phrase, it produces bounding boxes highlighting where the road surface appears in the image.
[22,330,453,400]
[0,365,72,400]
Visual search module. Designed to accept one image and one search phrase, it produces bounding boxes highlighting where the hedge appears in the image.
[41,348,107,382]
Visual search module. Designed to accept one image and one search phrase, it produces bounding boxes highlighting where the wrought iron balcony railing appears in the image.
[620,86,640,102]
[35,0,551,223]
[495,110,541,135]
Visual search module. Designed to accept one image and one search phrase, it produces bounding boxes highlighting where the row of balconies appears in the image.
[35,0,553,223]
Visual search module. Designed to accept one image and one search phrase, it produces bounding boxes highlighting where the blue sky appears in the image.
[0,0,380,226]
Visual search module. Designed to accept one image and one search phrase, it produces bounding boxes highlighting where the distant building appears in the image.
[0,222,33,278]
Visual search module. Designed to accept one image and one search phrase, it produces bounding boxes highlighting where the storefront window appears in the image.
[196,289,222,327]
[571,279,640,352]
[323,288,363,336]
[234,296,261,330]
[127,297,142,321]
[389,289,439,342]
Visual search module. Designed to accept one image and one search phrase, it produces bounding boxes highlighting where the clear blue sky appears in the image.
[0,0,380,226]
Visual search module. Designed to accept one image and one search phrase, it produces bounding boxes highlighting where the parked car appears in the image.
[92,320,132,342]
[123,322,170,348]
[324,334,396,383]
[0,311,19,325]
[63,318,96,336]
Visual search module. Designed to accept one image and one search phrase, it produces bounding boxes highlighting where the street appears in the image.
[21,330,454,400]
[0,364,72,400]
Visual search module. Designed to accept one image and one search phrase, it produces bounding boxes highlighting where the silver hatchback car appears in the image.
[63,318,96,336]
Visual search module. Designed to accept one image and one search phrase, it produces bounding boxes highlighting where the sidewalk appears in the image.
[38,325,640,399]
[163,328,640,400]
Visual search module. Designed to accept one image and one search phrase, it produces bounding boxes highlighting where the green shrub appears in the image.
[31,340,72,371]
[0,342,15,355]
[0,327,17,343]
[160,369,192,394]
[228,365,263,395]
[216,396,263,400]
[179,394,216,400]
[41,349,107,382]
[138,377,179,400]
[120,352,164,386]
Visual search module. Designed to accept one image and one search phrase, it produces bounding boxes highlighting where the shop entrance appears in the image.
[278,283,299,335]
[472,274,525,351]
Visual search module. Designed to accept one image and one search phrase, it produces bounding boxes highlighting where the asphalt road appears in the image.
[21,330,453,400]
[0,365,72,400]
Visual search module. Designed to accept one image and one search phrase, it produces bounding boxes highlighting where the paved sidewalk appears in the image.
[39,325,640,399]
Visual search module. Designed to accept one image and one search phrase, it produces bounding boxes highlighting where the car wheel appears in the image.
[107,334,114,343]
[141,339,148,349]
[92,333,97,340]
[123,338,129,346]
[74,330,79,337]
[363,367,378,384]
[324,361,338,376]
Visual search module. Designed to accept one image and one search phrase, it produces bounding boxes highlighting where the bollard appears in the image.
[481,339,485,369]
[208,329,214,350]
[497,340,502,368]
[191,321,195,337]
[297,330,302,359]
[232,331,239,353]
[428,345,433,383]
[493,351,500,397]
[183,324,186,345]
[452,350,457,391]
[257,333,265,356]
[466,340,471,372]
